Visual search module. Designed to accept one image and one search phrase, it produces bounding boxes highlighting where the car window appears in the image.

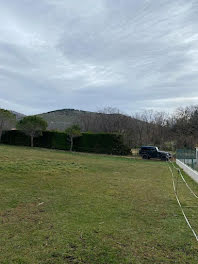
[141,147,157,151]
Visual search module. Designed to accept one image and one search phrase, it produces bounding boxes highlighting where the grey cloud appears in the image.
[0,0,198,114]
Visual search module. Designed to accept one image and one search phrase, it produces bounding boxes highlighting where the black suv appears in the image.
[139,146,171,161]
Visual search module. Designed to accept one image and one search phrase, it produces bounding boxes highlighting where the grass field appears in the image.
[1,145,198,264]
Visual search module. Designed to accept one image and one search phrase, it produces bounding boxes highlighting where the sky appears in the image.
[1,0,198,115]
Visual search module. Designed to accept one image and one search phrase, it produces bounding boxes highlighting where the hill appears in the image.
[38,109,98,131]
[9,108,168,149]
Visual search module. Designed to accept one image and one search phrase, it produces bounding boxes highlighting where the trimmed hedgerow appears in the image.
[1,130,30,146]
[73,133,130,155]
[34,131,70,150]
[1,130,130,155]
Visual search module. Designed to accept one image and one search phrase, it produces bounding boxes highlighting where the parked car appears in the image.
[139,146,172,161]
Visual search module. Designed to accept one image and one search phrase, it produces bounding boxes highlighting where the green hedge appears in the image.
[2,131,70,150]
[74,133,130,155]
[1,130,130,155]
[35,131,70,150]
[2,130,30,146]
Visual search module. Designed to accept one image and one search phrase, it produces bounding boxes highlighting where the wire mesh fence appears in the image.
[176,149,197,170]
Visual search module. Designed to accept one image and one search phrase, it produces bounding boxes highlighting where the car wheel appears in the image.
[161,156,168,161]
[143,154,149,159]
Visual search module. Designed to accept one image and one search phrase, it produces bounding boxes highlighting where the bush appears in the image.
[1,131,130,156]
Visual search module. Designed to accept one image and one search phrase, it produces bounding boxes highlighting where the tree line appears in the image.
[78,106,198,150]
[1,105,198,151]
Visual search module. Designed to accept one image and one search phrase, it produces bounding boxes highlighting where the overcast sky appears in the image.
[1,0,198,115]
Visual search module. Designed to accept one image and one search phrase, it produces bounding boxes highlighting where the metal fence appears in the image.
[176,149,197,169]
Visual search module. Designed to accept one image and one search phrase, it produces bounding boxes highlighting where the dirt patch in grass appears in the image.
[1,202,46,225]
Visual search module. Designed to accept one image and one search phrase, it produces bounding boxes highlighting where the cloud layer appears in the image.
[0,0,198,114]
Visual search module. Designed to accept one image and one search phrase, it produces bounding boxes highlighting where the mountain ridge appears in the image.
[37,109,100,131]
[10,108,138,132]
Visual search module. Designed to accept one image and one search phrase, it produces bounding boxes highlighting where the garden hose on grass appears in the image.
[167,161,198,242]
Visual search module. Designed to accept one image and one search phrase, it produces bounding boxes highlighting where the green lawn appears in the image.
[0,145,198,264]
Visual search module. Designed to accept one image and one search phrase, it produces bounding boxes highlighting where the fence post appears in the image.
[196,148,198,169]
[184,149,185,164]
